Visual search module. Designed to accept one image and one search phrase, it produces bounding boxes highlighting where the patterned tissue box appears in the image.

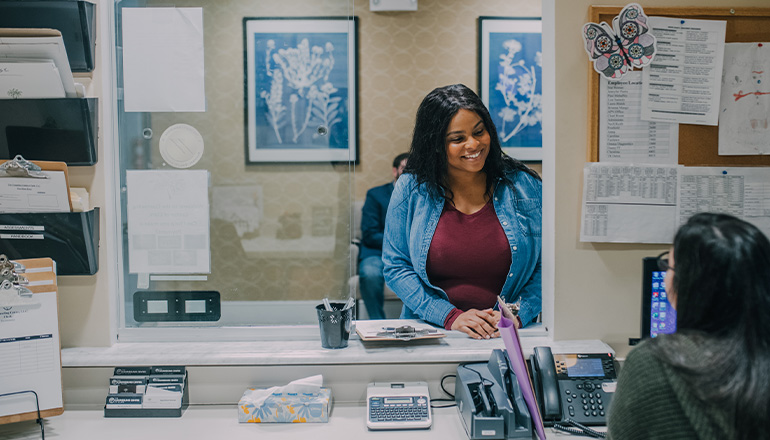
[238,387,331,423]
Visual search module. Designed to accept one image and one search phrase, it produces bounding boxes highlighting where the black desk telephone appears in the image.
[456,348,618,439]
[530,346,618,427]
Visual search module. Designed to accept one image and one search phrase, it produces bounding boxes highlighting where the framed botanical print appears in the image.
[243,17,358,163]
[479,17,542,161]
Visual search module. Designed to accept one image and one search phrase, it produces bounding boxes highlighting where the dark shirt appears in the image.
[426,200,511,329]
[608,336,735,440]
[360,182,394,261]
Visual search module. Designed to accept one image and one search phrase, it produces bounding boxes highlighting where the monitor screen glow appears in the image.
[649,270,677,337]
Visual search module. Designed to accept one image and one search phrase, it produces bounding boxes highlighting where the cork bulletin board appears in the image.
[587,6,770,166]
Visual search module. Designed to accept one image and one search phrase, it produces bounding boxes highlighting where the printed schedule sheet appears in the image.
[581,163,679,243]
[677,167,770,239]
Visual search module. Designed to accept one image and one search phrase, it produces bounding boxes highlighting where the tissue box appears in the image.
[238,388,331,423]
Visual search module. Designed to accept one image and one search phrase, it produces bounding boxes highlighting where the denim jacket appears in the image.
[382,171,542,328]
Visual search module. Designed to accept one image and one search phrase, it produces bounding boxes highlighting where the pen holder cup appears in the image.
[316,303,352,349]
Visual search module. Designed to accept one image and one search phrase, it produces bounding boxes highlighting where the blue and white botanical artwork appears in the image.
[488,32,542,148]
[253,32,350,149]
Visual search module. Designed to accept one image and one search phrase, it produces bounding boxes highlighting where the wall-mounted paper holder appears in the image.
[0,208,100,276]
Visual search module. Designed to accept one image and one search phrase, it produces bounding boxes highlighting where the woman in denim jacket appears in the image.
[382,84,542,339]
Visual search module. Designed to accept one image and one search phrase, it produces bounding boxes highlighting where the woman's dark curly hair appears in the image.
[404,84,539,202]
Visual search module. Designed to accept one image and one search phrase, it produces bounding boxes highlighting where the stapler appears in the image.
[456,349,534,439]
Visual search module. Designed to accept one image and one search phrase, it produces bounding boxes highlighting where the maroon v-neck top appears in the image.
[426,200,512,329]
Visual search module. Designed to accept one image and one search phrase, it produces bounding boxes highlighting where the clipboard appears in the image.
[355,319,446,342]
[0,155,72,212]
[0,257,63,425]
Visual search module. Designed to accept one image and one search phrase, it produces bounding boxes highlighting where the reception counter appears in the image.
[4,328,614,439]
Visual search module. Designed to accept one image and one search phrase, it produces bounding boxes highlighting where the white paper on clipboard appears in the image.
[355,319,445,341]
[0,171,70,214]
[0,261,62,419]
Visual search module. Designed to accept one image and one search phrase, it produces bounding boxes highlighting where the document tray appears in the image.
[0,98,98,166]
[0,208,99,275]
[0,0,96,72]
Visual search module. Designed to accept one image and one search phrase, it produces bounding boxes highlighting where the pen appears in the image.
[322,297,333,311]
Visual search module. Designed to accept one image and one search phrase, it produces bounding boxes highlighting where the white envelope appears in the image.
[0,29,78,97]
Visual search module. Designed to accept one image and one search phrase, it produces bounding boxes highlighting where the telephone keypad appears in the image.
[561,379,613,426]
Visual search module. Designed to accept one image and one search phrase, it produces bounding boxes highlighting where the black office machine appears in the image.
[456,349,534,439]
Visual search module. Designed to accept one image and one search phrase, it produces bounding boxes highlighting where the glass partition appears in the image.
[111,0,543,341]
[114,0,355,339]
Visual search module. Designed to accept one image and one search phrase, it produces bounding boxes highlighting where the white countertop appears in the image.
[0,404,603,440]
[62,332,613,367]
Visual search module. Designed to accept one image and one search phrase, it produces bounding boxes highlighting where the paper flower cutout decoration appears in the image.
[583,3,657,80]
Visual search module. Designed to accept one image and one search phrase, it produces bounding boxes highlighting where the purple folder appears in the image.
[498,315,547,440]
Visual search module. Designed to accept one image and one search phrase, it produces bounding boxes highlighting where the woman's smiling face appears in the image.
[444,109,490,178]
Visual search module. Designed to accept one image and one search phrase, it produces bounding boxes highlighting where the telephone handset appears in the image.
[530,346,618,427]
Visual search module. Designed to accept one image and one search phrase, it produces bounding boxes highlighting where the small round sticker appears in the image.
[159,123,204,168]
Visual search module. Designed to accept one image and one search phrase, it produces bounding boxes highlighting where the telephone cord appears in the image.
[430,374,457,408]
[553,419,607,438]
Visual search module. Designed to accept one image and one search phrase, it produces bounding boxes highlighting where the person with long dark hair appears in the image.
[608,212,770,439]
[382,84,542,339]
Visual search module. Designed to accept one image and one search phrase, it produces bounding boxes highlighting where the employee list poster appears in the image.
[126,170,211,274]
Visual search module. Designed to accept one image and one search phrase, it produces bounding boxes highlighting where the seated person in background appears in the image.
[608,212,770,440]
[359,153,409,320]
[382,84,542,339]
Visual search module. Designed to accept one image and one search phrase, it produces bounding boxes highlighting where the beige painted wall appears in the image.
[552,0,768,356]
[58,0,111,347]
[353,0,542,195]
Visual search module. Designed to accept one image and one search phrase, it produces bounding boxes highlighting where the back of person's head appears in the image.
[660,212,770,440]
[406,84,536,196]
[392,152,409,169]
[672,212,770,339]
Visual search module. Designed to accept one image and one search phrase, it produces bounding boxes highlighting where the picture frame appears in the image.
[478,17,542,161]
[243,17,358,163]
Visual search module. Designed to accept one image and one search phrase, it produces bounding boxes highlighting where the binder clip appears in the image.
[505,300,521,317]
[0,267,28,285]
[375,325,439,341]
[0,279,39,311]
[0,254,25,273]
[0,279,32,297]
[0,155,47,179]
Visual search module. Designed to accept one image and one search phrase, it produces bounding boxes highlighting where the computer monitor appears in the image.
[641,257,677,338]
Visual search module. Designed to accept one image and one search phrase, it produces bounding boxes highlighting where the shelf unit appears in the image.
[0,0,100,275]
